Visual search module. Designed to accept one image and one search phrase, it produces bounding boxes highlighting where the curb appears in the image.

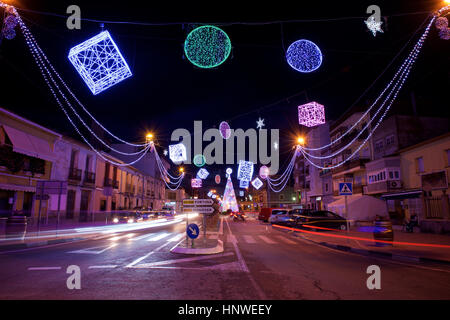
[170,239,224,255]
[281,229,450,267]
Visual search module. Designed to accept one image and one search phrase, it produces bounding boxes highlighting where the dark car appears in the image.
[134,206,153,220]
[294,210,347,231]
[112,211,142,224]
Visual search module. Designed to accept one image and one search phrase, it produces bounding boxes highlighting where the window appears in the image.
[385,135,395,146]
[279,194,285,200]
[394,171,399,179]
[447,149,450,167]
[415,157,424,173]
[374,140,384,153]
[325,183,329,192]
[389,171,393,179]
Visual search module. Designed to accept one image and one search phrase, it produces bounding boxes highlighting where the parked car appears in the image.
[294,210,347,231]
[258,208,286,222]
[268,209,293,225]
[112,211,143,224]
[134,206,153,220]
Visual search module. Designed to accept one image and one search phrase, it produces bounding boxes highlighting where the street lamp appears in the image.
[297,136,306,146]
[179,167,184,173]
[145,132,154,143]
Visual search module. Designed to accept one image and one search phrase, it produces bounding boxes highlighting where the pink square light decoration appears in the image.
[298,101,325,127]
[191,178,202,188]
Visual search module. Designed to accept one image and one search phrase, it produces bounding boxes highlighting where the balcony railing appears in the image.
[68,167,82,181]
[331,158,369,175]
[112,180,119,189]
[104,178,112,187]
[84,171,96,185]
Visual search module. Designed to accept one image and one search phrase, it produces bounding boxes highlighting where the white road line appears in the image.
[68,244,117,254]
[136,252,235,268]
[276,235,297,244]
[28,267,61,271]
[243,235,256,244]
[108,234,132,241]
[225,219,266,300]
[259,235,277,244]
[125,241,173,268]
[88,265,118,269]
[147,233,171,242]
[167,233,185,242]
[129,233,155,241]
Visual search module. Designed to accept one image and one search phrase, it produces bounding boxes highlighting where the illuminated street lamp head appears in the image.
[145,133,153,143]
[179,167,184,173]
[297,136,305,146]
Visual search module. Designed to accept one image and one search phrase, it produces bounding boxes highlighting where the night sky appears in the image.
[0,0,448,185]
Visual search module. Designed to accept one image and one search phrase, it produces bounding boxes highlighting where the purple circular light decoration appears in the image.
[286,39,323,73]
[219,121,231,139]
[439,29,450,40]
[4,15,18,29]
[259,166,270,179]
[2,28,15,40]
[435,17,448,30]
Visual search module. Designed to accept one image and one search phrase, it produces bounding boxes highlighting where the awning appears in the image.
[381,190,422,200]
[327,194,363,208]
[2,125,55,162]
[0,183,35,193]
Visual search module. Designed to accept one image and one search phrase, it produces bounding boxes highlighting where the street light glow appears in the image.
[297,136,305,145]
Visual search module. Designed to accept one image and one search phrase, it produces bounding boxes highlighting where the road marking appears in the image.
[225,219,266,300]
[258,235,277,244]
[147,233,171,241]
[129,233,155,241]
[88,265,118,269]
[243,235,256,244]
[108,234,132,241]
[167,233,185,242]
[68,244,117,254]
[276,235,297,244]
[125,241,173,268]
[28,267,61,271]
[135,252,235,268]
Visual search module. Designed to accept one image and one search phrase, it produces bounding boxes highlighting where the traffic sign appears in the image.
[339,182,353,195]
[186,223,200,239]
[183,199,213,206]
[183,207,214,213]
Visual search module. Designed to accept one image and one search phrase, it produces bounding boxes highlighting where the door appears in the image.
[23,192,33,217]
[66,190,76,219]
[79,190,90,222]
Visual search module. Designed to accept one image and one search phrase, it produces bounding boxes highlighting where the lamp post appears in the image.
[297,136,307,208]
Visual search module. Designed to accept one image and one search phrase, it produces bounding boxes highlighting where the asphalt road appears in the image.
[0,215,449,300]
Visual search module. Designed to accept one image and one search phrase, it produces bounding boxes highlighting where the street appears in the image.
[1,216,449,300]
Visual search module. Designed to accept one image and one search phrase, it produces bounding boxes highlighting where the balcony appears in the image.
[112,180,119,189]
[331,158,369,176]
[104,178,112,187]
[68,167,82,183]
[83,171,96,186]
[364,180,402,195]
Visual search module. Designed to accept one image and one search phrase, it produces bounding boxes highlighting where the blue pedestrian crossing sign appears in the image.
[339,182,353,195]
[186,223,200,239]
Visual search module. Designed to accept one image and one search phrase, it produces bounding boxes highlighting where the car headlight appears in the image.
[113,218,119,223]
[128,219,134,223]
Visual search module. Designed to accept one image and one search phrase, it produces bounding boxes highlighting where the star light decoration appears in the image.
[364,16,384,37]
[163,149,168,156]
[68,31,132,95]
[169,143,187,163]
[298,101,325,127]
[251,177,263,190]
[237,160,254,181]
[286,39,323,73]
[191,178,202,188]
[256,118,265,130]
[196,168,210,180]
[184,25,232,69]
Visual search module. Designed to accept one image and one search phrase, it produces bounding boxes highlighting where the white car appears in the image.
[269,210,293,225]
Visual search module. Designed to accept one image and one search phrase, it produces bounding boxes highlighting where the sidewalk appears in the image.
[273,224,450,265]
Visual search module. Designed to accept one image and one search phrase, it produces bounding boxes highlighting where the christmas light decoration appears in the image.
[212,194,217,199]
[226,168,233,177]
[222,175,239,212]
[68,31,132,95]
[286,39,322,73]
[251,177,263,190]
[256,117,265,130]
[364,16,384,37]
[259,166,270,179]
[184,25,232,69]
[298,101,325,127]
[169,143,187,163]
[435,17,448,29]
[163,149,168,156]
[239,180,249,188]
[2,28,15,40]
[193,154,206,167]
[237,160,254,181]
[215,174,221,184]
[4,15,18,29]
[196,168,209,179]
[207,191,213,197]
[219,121,232,139]
[191,178,202,188]
[239,191,244,197]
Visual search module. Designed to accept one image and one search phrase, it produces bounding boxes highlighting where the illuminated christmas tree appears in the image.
[221,175,239,212]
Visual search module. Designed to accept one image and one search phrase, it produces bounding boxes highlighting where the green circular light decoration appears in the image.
[193,154,206,167]
[184,25,232,69]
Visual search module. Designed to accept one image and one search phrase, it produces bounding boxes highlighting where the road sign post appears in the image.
[182,199,214,246]
[36,181,68,236]
[339,182,353,241]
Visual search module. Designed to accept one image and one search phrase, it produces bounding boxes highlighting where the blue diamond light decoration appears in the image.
[68,31,132,95]
[251,177,263,190]
[196,168,210,180]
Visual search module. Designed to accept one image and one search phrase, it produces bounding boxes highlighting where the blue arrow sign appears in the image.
[186,223,200,239]
[339,182,353,195]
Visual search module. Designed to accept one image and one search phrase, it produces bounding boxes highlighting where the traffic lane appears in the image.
[0,221,190,298]
[228,220,450,299]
